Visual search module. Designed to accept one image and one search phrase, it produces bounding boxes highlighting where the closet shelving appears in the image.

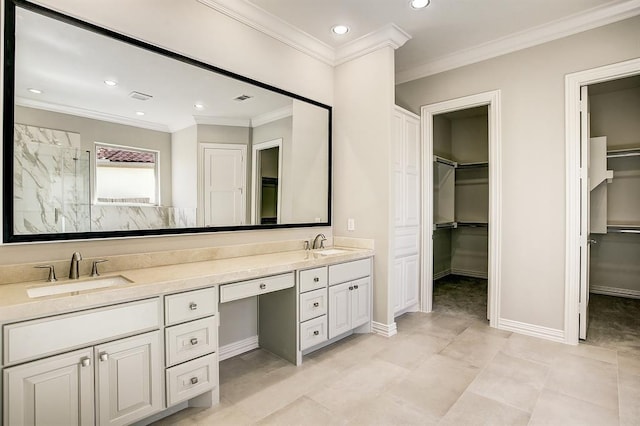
[602,144,640,233]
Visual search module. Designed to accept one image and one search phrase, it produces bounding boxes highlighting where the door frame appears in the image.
[420,90,502,328]
[564,57,640,344]
[251,138,283,225]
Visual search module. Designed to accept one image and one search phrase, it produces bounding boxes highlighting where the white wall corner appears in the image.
[396,0,640,83]
[251,104,293,127]
[335,24,411,66]
[197,0,335,65]
[372,321,398,337]
[193,115,252,128]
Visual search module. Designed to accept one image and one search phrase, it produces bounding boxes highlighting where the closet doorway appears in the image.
[565,57,640,345]
[421,90,502,327]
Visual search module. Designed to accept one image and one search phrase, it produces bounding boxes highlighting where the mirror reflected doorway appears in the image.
[252,139,282,225]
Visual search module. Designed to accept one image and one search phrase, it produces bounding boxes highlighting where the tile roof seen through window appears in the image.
[97,147,155,163]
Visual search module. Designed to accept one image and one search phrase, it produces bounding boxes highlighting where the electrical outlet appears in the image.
[347,218,355,231]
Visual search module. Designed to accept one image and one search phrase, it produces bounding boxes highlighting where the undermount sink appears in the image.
[27,275,132,298]
[315,248,349,256]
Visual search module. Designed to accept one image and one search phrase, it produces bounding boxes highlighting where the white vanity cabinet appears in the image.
[164,287,219,407]
[298,266,329,351]
[3,298,163,426]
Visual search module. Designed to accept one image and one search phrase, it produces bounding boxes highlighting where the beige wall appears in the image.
[396,15,640,330]
[0,0,332,264]
[334,47,396,325]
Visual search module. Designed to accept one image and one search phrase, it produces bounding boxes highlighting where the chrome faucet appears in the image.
[69,252,83,279]
[312,233,327,249]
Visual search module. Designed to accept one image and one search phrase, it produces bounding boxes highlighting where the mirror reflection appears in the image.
[6,1,331,241]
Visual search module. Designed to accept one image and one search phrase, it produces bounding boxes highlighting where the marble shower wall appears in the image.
[13,123,196,235]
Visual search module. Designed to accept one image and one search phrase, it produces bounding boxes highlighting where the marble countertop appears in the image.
[0,247,374,323]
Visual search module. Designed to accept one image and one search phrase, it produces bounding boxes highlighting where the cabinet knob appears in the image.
[313,277,319,282]
[190,377,199,385]
[313,302,320,307]
[80,357,91,367]
[349,286,354,291]
[259,283,267,290]
[313,330,319,336]
[190,337,199,346]
[99,352,109,362]
[354,284,359,289]
[189,302,198,311]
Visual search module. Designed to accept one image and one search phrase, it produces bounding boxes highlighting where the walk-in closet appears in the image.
[585,75,640,351]
[432,106,489,320]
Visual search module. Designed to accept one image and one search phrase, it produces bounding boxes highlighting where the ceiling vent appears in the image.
[129,91,153,101]
[234,94,253,101]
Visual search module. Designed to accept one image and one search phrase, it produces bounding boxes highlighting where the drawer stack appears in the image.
[164,287,218,406]
[298,266,329,350]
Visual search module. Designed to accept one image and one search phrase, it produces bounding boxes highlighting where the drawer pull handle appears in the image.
[80,357,91,367]
[259,283,267,290]
[349,286,354,291]
[189,302,198,311]
[190,377,199,385]
[313,330,319,336]
[354,284,359,289]
[99,352,109,362]
[313,277,319,282]
[313,302,320,307]
[190,337,199,345]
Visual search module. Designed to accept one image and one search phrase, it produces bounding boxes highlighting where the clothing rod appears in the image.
[606,148,640,158]
[457,162,489,169]
[457,221,488,228]
[607,225,640,234]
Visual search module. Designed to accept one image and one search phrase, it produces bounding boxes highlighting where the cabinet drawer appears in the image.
[328,258,372,286]
[166,354,218,407]
[4,298,160,365]
[166,317,217,367]
[299,288,327,322]
[299,266,328,293]
[220,272,294,303]
[300,315,328,351]
[165,287,217,326]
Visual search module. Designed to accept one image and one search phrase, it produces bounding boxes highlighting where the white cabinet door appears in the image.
[4,348,94,426]
[404,114,421,227]
[351,277,371,329]
[96,331,163,426]
[402,255,420,309]
[393,259,404,314]
[328,282,352,339]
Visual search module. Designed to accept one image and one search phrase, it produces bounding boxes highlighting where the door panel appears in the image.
[351,277,371,329]
[203,147,245,226]
[328,282,351,339]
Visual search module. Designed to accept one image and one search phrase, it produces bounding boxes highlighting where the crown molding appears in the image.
[335,24,411,66]
[251,104,293,127]
[193,115,252,128]
[396,0,640,84]
[16,97,171,133]
[197,0,335,65]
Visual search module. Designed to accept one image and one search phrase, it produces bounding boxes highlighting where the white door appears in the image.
[4,348,94,426]
[579,85,591,340]
[403,255,420,309]
[203,146,245,226]
[328,282,352,339]
[96,331,162,426]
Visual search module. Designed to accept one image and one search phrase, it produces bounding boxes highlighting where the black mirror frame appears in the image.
[2,0,332,243]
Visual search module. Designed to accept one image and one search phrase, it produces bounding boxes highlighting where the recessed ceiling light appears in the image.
[331,25,350,35]
[194,103,205,109]
[27,88,42,94]
[136,111,145,116]
[410,0,430,9]
[104,79,118,86]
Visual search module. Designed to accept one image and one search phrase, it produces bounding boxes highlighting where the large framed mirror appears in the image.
[2,0,331,243]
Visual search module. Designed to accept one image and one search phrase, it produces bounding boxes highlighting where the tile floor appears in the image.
[154,278,640,425]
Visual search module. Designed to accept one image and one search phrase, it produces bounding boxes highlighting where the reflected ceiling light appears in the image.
[104,79,118,86]
[194,103,205,109]
[331,25,350,35]
[410,0,430,9]
[135,111,145,116]
[27,88,42,94]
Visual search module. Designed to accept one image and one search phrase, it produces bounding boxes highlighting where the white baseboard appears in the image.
[590,285,640,299]
[450,268,488,279]
[372,321,397,337]
[498,318,565,343]
[219,335,259,361]
[433,269,451,280]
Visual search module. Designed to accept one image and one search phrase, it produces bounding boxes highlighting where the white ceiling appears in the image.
[238,0,640,82]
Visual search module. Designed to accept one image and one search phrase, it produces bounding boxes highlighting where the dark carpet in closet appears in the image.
[586,294,640,355]
[433,275,488,322]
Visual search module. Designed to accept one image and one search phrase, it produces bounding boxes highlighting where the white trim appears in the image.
[218,335,259,361]
[564,57,640,345]
[498,318,565,343]
[433,269,451,281]
[251,138,283,225]
[420,90,502,329]
[590,285,640,299]
[372,321,398,337]
[396,0,640,83]
[334,24,411,66]
[450,268,488,279]
[193,115,251,128]
[251,105,293,128]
